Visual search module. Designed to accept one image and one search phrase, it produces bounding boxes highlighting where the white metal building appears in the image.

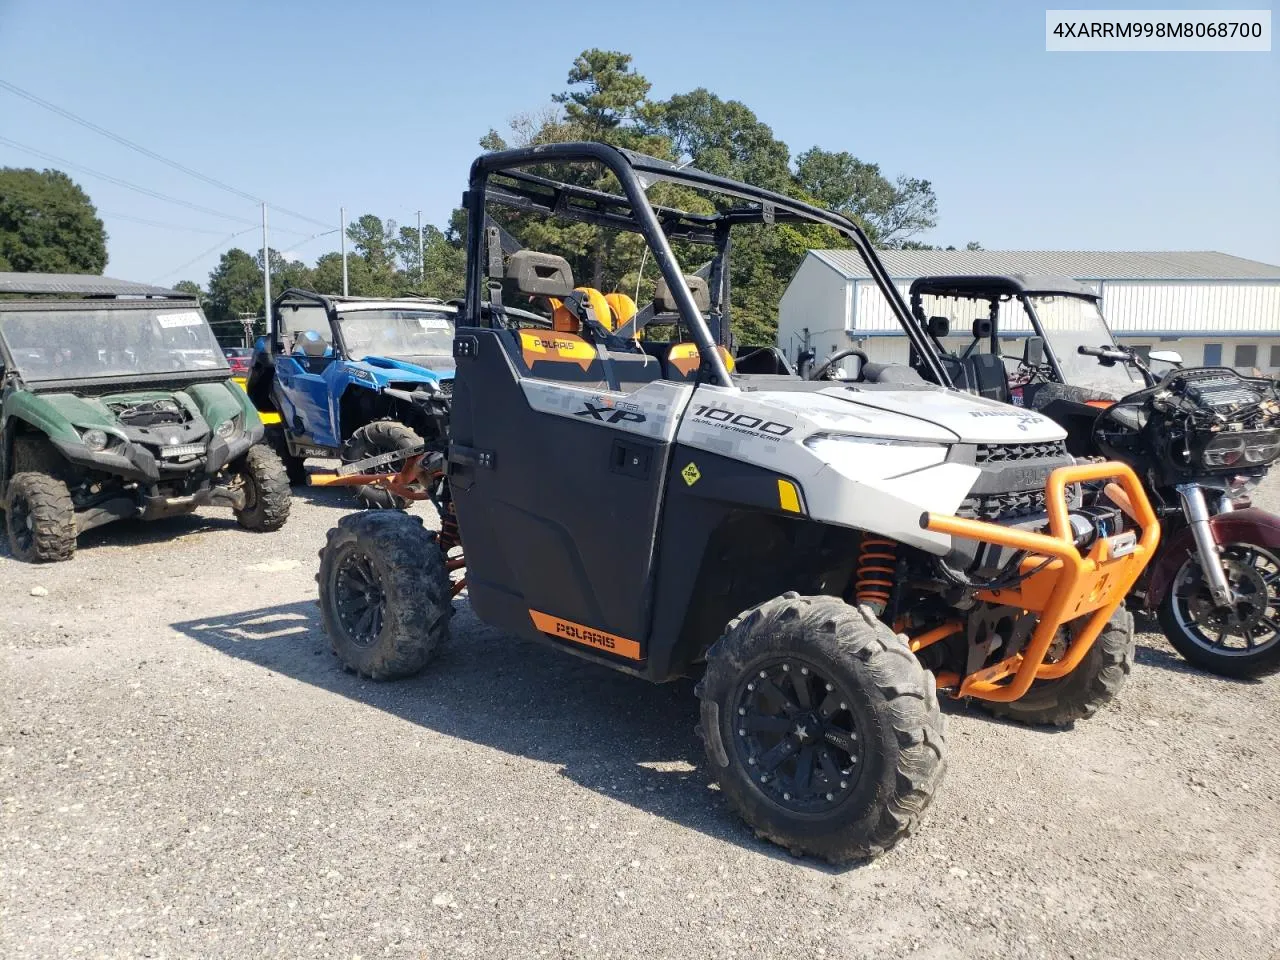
[777,250,1280,374]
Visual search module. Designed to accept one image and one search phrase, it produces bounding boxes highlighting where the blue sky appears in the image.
[1,0,1275,285]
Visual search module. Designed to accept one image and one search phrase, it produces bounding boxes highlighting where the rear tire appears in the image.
[317,510,452,680]
[342,420,424,510]
[4,471,77,562]
[232,444,292,531]
[698,595,946,864]
[980,605,1134,727]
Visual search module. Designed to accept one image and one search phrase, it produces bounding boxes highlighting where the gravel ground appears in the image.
[2,476,1278,960]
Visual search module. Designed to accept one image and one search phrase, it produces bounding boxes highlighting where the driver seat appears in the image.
[962,353,1009,403]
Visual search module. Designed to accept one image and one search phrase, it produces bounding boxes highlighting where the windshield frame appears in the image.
[1022,292,1142,393]
[0,298,232,391]
[333,306,457,363]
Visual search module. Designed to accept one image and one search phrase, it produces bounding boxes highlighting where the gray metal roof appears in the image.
[810,250,1280,282]
[0,272,189,298]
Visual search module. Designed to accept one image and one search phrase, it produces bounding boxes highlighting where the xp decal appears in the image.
[576,401,647,425]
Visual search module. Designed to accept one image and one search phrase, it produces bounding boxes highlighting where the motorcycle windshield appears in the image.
[1029,295,1142,397]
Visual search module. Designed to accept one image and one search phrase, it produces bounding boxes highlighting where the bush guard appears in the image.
[919,462,1159,702]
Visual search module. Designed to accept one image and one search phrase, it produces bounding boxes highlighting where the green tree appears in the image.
[645,89,792,192]
[206,248,264,327]
[554,50,653,144]
[345,214,400,295]
[793,148,937,246]
[0,168,108,273]
[172,279,204,301]
[392,224,465,297]
[259,249,312,292]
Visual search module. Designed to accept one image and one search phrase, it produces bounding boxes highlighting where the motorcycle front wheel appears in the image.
[1157,541,1280,678]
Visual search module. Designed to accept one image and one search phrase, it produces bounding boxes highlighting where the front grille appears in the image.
[975,440,1068,463]
[958,490,1048,523]
[437,379,453,397]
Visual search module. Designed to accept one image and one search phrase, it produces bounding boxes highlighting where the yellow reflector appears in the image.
[777,479,801,513]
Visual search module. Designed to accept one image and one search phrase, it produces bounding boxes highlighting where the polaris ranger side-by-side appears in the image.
[0,273,290,561]
[315,144,1159,863]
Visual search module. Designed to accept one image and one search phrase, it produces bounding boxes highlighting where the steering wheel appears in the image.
[807,348,870,382]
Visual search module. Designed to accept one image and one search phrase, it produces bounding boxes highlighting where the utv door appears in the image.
[270,303,341,449]
[448,324,692,664]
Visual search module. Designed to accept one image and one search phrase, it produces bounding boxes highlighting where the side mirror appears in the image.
[1148,349,1182,367]
[1023,336,1046,367]
[927,315,950,338]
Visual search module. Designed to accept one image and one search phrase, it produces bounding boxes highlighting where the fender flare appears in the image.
[1145,506,1280,607]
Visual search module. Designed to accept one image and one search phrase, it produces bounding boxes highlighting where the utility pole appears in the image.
[261,202,271,340]
[340,206,349,297]
[417,210,424,285]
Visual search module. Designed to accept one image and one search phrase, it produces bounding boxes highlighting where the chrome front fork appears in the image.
[1176,483,1234,606]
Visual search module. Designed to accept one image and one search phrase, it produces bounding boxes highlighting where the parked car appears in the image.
[244,291,454,506]
[0,273,290,561]
[223,346,252,376]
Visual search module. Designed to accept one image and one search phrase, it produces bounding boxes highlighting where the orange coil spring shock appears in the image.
[855,536,898,613]
[438,497,461,553]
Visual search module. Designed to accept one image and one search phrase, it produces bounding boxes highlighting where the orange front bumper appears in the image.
[919,461,1160,703]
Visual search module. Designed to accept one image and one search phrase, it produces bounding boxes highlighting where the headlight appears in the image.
[1203,430,1280,468]
[215,419,237,439]
[81,428,109,451]
[803,432,948,478]
[1244,430,1280,464]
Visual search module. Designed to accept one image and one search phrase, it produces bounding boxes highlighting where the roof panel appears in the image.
[811,250,1280,281]
[0,273,189,298]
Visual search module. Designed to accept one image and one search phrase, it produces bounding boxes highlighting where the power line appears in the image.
[0,79,334,231]
[149,228,257,284]
[0,135,257,225]
[0,136,315,237]
[98,211,226,235]
[0,78,261,203]
[267,203,332,230]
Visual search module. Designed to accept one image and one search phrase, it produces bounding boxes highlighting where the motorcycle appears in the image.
[905,273,1280,677]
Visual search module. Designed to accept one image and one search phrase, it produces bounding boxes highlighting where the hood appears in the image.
[819,385,1064,444]
[34,382,252,434]
[355,355,455,382]
[751,384,1065,444]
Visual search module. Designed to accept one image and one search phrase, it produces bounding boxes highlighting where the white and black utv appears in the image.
[314,144,1159,863]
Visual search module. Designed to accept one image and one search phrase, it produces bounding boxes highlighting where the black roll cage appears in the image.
[463,142,952,390]
[909,274,1117,387]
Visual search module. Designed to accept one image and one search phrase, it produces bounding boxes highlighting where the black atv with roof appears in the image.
[0,273,290,562]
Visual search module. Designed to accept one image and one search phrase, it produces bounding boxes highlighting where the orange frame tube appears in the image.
[917,461,1159,703]
[307,454,436,500]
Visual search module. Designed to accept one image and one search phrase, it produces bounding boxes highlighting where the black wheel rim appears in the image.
[1171,544,1280,658]
[732,658,865,814]
[9,494,33,553]
[331,546,385,647]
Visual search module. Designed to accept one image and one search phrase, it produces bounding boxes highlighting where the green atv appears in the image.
[0,273,291,562]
